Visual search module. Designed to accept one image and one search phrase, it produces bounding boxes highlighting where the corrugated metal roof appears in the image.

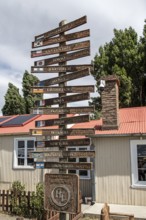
[71,107,146,136]
[0,107,146,136]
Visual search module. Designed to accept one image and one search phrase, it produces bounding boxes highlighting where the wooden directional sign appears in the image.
[30,151,95,159]
[35,92,90,107]
[35,138,90,148]
[30,128,95,136]
[37,68,90,86]
[35,115,89,127]
[32,29,90,48]
[35,162,93,170]
[32,85,94,94]
[35,16,87,40]
[34,48,90,66]
[31,41,90,58]
[31,64,92,73]
[32,106,95,114]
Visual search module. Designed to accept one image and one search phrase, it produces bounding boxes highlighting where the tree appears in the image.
[2,83,25,115]
[91,23,146,115]
[22,70,42,114]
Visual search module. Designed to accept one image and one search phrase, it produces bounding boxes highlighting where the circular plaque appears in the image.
[50,185,71,207]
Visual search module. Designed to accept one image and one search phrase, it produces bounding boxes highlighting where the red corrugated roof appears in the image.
[71,106,146,136]
[0,107,146,136]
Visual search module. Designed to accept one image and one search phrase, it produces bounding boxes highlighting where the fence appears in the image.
[0,189,83,220]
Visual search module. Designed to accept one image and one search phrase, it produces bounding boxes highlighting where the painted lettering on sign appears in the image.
[32,29,90,48]
[30,128,95,136]
[32,85,94,94]
[37,68,89,86]
[35,115,89,127]
[35,92,90,106]
[35,15,87,40]
[31,64,92,73]
[34,48,90,66]
[31,41,90,57]
[35,138,90,148]
[32,106,95,115]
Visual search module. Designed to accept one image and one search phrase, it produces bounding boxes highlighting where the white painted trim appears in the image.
[130,140,146,187]
[13,137,36,169]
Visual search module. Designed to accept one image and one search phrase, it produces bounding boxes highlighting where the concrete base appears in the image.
[82,203,146,219]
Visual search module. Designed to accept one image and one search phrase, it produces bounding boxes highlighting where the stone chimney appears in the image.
[101,75,119,130]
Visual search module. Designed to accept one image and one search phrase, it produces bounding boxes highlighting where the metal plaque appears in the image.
[34,48,90,66]
[44,174,79,213]
[32,106,95,114]
[35,15,87,40]
[35,115,89,127]
[31,64,92,73]
[31,41,90,57]
[35,92,90,106]
[32,85,94,94]
[37,68,90,86]
[32,29,90,48]
[30,128,95,136]
[35,138,90,147]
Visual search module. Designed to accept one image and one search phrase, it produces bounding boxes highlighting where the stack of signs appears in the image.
[30,16,95,214]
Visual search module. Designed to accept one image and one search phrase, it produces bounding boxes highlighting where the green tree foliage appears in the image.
[92,22,146,116]
[22,70,42,114]
[2,70,41,115]
[2,83,25,115]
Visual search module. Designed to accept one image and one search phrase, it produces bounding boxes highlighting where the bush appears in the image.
[30,183,45,220]
[10,181,45,219]
[10,181,28,216]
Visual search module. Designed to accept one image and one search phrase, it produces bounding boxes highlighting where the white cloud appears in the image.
[0,0,146,115]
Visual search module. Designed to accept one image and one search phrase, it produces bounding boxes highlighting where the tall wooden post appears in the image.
[59,20,67,220]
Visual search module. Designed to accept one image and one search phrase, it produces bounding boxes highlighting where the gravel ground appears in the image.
[0,213,30,220]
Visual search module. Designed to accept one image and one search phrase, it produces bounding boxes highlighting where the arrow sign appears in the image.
[32,106,95,115]
[32,85,94,94]
[35,115,89,127]
[35,138,90,148]
[30,128,95,136]
[37,68,90,86]
[32,29,90,48]
[35,92,90,106]
[30,151,95,159]
[35,16,87,40]
[31,64,92,73]
[35,162,92,170]
[31,41,90,58]
[34,48,90,66]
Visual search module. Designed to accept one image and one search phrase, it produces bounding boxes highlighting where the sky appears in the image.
[0,0,146,115]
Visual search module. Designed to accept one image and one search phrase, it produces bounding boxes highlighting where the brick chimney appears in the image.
[101,75,119,130]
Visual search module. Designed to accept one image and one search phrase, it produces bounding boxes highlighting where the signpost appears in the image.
[32,106,95,114]
[30,15,95,220]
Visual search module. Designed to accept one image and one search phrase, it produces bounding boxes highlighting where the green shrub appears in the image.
[10,181,45,219]
[30,183,45,220]
[10,181,28,216]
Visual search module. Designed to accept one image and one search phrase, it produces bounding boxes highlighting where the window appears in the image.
[14,137,36,169]
[130,140,146,187]
[67,146,90,179]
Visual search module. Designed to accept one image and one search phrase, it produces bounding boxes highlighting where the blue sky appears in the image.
[0,0,146,115]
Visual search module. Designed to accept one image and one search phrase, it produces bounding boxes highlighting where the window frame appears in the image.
[130,140,146,188]
[13,137,36,169]
[67,146,91,180]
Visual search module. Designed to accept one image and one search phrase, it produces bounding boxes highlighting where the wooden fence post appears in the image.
[101,203,110,220]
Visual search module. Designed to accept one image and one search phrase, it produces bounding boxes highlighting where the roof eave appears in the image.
[87,133,146,138]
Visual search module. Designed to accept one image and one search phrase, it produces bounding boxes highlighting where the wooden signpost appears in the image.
[30,15,95,219]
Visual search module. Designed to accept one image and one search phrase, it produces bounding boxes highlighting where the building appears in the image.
[76,76,146,206]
